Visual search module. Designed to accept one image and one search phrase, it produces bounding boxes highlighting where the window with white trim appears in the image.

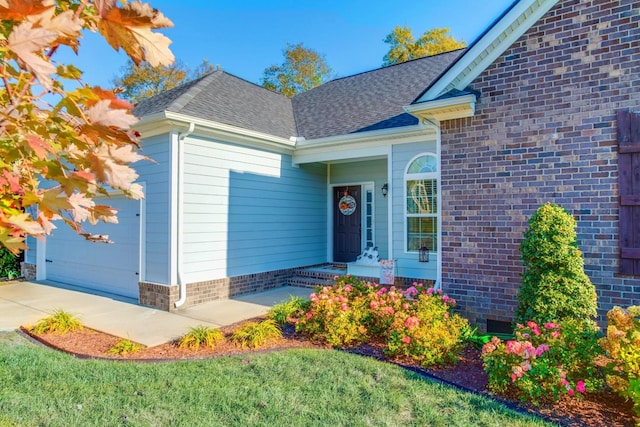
[405,154,438,253]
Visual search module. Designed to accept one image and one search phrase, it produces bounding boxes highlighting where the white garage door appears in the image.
[45,196,141,299]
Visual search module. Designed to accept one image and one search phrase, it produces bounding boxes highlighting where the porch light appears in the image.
[418,244,429,263]
[381,183,388,197]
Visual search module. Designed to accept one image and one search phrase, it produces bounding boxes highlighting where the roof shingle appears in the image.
[134,49,463,141]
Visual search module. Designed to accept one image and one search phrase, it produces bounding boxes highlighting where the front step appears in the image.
[287,264,347,288]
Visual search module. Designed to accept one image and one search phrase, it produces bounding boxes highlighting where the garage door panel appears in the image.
[46,197,140,299]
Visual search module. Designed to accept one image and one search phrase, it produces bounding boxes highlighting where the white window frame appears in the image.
[404,153,438,255]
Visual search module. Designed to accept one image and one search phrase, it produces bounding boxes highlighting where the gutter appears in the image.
[174,122,195,308]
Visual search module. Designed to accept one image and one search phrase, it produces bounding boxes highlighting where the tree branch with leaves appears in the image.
[382,26,466,66]
[0,0,174,252]
[261,43,332,98]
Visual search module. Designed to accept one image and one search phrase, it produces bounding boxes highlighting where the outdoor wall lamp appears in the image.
[381,183,388,197]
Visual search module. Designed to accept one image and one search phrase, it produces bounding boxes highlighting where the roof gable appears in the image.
[415,0,559,103]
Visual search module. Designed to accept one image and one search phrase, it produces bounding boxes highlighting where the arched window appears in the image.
[405,153,438,253]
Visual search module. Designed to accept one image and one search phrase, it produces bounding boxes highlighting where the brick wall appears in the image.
[440,0,640,329]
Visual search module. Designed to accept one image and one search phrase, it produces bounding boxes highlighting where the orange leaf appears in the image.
[0,0,52,21]
[25,134,54,159]
[95,0,174,67]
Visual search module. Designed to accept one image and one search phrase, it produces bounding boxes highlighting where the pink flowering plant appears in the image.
[296,277,470,367]
[295,275,372,347]
[385,286,470,367]
[481,319,603,404]
[599,306,640,419]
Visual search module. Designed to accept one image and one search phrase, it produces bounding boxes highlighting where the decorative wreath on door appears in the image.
[339,195,356,215]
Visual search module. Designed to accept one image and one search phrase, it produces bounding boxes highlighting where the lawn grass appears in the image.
[0,332,551,427]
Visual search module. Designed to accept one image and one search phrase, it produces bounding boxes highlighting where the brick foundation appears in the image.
[139,267,300,312]
[439,0,640,328]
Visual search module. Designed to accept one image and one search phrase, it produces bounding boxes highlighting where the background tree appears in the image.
[0,0,174,252]
[382,26,466,66]
[515,203,598,325]
[261,43,332,98]
[113,59,216,103]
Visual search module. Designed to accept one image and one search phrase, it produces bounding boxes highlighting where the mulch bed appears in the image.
[20,319,638,427]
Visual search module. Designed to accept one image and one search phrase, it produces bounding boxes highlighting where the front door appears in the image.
[333,186,361,262]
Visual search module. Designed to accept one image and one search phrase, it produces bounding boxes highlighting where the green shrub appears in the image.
[267,295,309,325]
[599,306,640,419]
[0,247,20,280]
[482,319,603,404]
[108,338,144,356]
[231,319,282,349]
[178,325,225,350]
[384,288,469,367]
[515,203,597,325]
[30,309,83,335]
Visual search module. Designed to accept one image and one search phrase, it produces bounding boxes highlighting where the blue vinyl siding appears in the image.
[182,135,327,282]
[392,142,438,280]
[329,159,389,258]
[137,134,172,284]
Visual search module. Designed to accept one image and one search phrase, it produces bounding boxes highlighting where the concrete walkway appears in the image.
[0,281,311,347]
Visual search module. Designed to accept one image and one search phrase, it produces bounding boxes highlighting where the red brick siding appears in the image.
[440,0,640,328]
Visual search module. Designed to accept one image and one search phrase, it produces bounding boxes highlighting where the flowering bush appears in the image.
[599,306,640,419]
[482,319,603,404]
[385,287,469,366]
[297,276,470,367]
[295,275,372,347]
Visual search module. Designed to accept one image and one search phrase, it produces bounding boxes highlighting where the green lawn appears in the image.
[0,332,551,427]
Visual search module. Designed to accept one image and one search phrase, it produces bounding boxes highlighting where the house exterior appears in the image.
[23,0,640,328]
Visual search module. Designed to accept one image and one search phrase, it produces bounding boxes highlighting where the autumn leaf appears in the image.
[7,213,45,236]
[96,0,174,67]
[88,204,118,225]
[87,100,138,128]
[128,26,174,67]
[7,21,57,89]
[25,134,54,159]
[68,192,95,222]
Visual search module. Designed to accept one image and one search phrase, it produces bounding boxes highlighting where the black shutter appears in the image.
[618,110,640,275]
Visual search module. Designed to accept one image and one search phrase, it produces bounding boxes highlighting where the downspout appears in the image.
[174,122,195,308]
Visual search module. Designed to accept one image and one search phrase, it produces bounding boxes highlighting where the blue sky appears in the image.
[57,0,515,88]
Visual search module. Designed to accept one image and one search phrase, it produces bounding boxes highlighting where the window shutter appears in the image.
[618,110,640,275]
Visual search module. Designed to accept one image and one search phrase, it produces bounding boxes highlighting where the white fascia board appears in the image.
[418,0,559,101]
[293,125,437,164]
[135,111,296,153]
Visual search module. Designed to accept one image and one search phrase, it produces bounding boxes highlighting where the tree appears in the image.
[382,26,466,66]
[113,59,216,103]
[261,43,332,98]
[0,0,174,252]
[515,203,598,325]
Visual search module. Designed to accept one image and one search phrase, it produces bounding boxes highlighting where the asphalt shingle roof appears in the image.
[134,49,463,141]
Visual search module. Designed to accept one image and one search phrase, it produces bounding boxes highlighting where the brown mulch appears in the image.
[20,320,638,427]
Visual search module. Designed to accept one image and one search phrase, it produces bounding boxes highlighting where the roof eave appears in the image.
[134,111,296,151]
[404,94,477,123]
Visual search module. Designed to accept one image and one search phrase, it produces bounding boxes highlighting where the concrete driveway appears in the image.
[0,281,310,347]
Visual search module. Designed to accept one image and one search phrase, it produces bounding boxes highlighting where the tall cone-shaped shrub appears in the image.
[515,203,597,324]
